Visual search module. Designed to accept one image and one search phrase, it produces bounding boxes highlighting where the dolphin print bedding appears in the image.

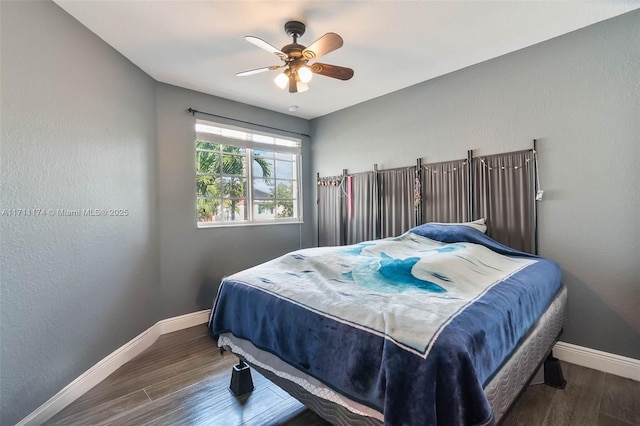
[209,224,563,425]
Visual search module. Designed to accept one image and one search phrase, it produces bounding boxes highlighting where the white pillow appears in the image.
[428,218,487,233]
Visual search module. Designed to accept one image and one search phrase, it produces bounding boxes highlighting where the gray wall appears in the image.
[155,83,312,317]
[0,1,160,424]
[311,10,640,359]
[1,2,312,423]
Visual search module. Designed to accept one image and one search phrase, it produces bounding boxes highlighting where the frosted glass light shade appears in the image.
[274,72,288,89]
[298,66,313,83]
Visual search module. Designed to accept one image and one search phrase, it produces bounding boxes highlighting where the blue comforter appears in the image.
[209,224,562,425]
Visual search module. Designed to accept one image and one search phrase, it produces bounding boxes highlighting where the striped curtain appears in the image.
[472,150,535,253]
[317,179,343,246]
[379,167,416,238]
[344,172,378,245]
[422,159,469,224]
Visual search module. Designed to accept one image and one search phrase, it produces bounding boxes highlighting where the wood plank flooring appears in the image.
[46,325,640,426]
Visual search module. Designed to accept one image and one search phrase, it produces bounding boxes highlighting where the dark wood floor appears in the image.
[47,325,639,426]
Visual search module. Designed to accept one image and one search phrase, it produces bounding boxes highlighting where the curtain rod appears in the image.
[473,148,533,159]
[187,108,311,138]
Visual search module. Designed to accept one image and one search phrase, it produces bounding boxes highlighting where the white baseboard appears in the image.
[157,309,211,335]
[18,309,211,426]
[554,341,640,382]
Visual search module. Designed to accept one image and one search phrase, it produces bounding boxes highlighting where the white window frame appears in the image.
[195,119,303,228]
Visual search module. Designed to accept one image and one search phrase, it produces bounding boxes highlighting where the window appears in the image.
[195,119,302,227]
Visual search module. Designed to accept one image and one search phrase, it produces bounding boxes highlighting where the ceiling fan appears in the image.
[237,21,354,93]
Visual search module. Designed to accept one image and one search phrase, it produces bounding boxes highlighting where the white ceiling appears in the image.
[54,1,639,120]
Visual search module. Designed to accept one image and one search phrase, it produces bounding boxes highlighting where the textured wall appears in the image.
[311,11,640,359]
[0,2,312,422]
[155,83,313,317]
[0,2,160,424]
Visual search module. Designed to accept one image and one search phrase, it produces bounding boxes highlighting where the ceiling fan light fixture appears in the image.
[298,65,313,83]
[274,71,289,89]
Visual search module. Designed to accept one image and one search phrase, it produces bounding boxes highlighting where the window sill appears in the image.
[197,220,304,229]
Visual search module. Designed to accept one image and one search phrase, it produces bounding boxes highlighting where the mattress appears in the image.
[220,285,566,425]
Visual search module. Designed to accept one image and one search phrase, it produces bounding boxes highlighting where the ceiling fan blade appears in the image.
[236,65,282,77]
[302,33,343,60]
[245,36,287,59]
[310,63,354,80]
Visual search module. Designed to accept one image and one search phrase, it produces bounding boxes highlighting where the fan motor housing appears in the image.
[282,43,305,58]
[284,21,306,38]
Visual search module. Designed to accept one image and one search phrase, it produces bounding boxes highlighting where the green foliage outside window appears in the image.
[196,141,273,222]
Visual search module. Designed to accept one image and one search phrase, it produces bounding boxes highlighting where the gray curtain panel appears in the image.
[344,172,378,245]
[379,167,417,238]
[472,150,535,253]
[422,159,469,224]
[317,180,343,246]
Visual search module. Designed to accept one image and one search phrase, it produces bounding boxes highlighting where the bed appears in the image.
[209,223,566,425]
